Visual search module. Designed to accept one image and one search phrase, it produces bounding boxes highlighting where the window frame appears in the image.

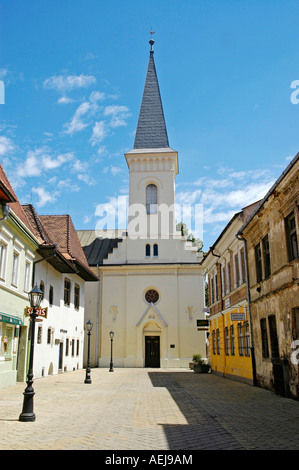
[255,242,263,283]
[74,283,80,310]
[146,184,158,214]
[260,318,269,359]
[285,211,298,261]
[11,249,20,287]
[262,234,271,279]
[230,324,235,356]
[64,278,71,306]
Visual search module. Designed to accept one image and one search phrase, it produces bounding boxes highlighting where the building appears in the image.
[22,205,97,378]
[0,160,97,389]
[237,152,299,398]
[0,164,39,388]
[79,40,207,369]
[201,202,259,385]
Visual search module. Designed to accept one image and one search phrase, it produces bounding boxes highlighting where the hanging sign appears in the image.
[25,307,48,318]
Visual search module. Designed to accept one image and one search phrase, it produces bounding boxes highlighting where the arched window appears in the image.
[153,244,158,257]
[146,184,157,214]
[146,244,151,257]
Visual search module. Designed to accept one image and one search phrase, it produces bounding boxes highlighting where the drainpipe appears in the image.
[96,263,100,367]
[236,234,257,386]
[31,245,58,287]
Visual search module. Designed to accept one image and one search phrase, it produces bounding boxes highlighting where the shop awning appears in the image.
[0,313,23,325]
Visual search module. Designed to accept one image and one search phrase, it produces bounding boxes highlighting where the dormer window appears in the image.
[146,184,157,214]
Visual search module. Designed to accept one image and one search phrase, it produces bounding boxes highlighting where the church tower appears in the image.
[125,39,178,240]
[80,39,207,369]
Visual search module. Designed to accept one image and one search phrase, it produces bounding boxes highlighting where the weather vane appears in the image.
[149,28,155,51]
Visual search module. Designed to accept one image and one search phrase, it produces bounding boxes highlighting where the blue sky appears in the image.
[1,0,299,251]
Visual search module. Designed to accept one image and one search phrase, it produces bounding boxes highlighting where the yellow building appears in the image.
[201,202,259,385]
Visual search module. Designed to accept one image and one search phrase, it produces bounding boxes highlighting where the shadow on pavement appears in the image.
[148,371,244,450]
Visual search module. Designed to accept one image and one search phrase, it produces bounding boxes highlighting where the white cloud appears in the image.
[42,152,74,170]
[57,95,73,104]
[17,148,74,178]
[77,173,96,186]
[63,101,91,134]
[32,186,58,207]
[43,74,96,93]
[104,105,131,128]
[63,91,105,135]
[89,91,105,103]
[72,159,88,173]
[90,121,107,145]
[175,165,276,242]
[0,136,14,156]
[110,166,123,176]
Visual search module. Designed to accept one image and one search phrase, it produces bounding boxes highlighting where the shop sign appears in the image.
[25,307,48,318]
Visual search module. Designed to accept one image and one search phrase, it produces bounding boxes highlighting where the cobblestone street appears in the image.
[1,368,299,452]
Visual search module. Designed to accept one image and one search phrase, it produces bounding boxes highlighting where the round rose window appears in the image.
[145,289,159,304]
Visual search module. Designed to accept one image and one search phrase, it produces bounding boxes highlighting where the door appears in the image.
[58,342,63,370]
[145,336,160,367]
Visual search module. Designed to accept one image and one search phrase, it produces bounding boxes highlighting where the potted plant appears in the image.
[192,354,210,373]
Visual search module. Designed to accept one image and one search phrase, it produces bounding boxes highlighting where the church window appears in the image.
[145,289,159,304]
[146,184,157,214]
[146,244,150,257]
[153,244,158,257]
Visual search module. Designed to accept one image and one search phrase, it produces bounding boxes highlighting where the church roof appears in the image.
[77,230,125,266]
[133,40,170,150]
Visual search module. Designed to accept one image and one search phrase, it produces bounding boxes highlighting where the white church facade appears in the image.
[78,40,207,368]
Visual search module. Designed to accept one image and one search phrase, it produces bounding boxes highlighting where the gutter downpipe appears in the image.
[96,263,100,367]
[32,245,58,288]
[236,234,257,386]
[209,248,221,373]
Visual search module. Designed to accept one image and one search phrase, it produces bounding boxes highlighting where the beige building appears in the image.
[79,40,206,368]
[237,152,299,398]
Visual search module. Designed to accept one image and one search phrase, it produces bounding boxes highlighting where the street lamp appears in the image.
[109,330,114,372]
[19,285,43,422]
[84,320,93,384]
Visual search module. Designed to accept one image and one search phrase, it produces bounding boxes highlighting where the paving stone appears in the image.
[0,368,298,450]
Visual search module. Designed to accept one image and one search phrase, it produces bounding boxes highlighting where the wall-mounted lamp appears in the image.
[0,203,10,221]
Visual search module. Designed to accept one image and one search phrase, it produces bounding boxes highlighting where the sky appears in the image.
[1,0,299,251]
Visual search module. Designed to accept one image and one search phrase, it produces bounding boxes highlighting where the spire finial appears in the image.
[149,29,155,52]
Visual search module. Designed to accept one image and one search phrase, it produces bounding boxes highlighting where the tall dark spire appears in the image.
[133,39,169,149]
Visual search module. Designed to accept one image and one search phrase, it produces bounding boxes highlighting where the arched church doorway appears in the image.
[145,336,160,367]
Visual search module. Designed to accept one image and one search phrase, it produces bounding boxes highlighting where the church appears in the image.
[78,39,207,368]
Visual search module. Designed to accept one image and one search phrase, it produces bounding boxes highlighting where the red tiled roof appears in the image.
[38,214,90,269]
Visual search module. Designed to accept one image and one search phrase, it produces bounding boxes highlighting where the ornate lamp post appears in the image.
[109,330,114,372]
[84,320,93,384]
[19,285,43,422]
